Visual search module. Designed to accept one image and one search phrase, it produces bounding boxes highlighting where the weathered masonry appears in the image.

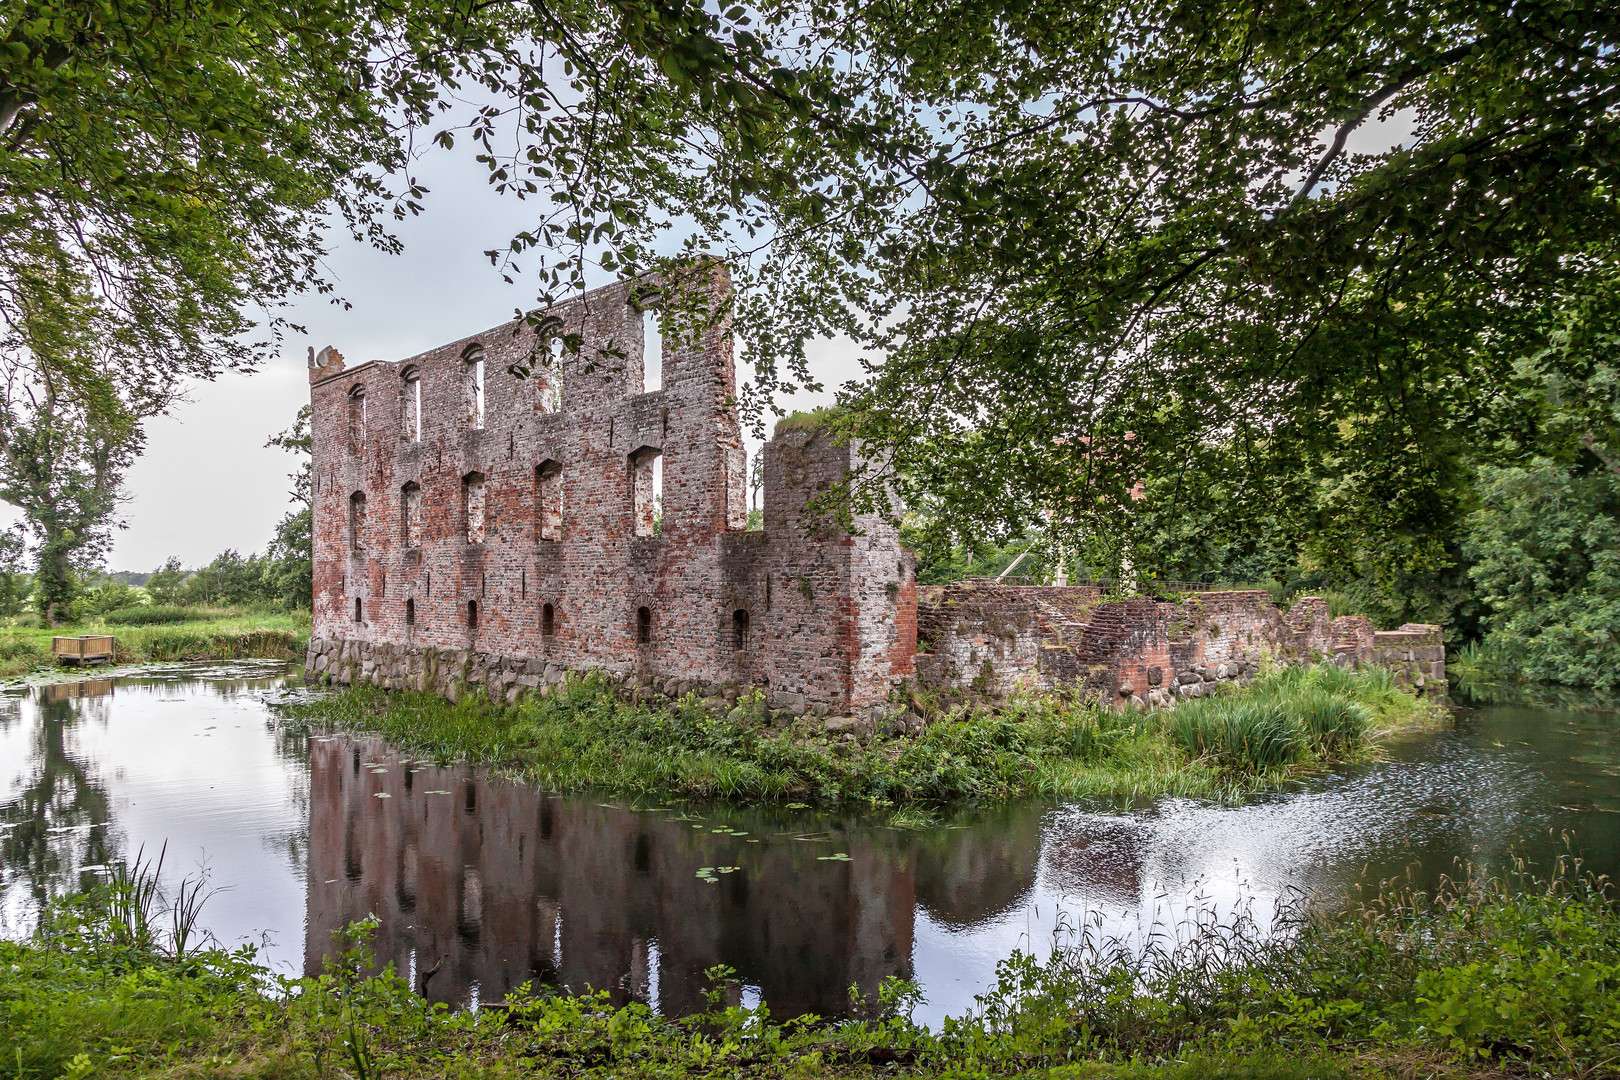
[306,270,1443,716]
[913,583,1446,705]
[306,270,917,715]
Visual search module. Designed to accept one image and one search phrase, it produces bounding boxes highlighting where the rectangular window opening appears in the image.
[403,484,422,548]
[643,309,662,392]
[405,598,416,626]
[349,492,367,551]
[467,358,485,429]
[630,451,661,538]
[537,462,562,542]
[463,473,486,545]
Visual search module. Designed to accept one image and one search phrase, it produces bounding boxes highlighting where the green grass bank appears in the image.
[4,860,1614,1080]
[0,608,311,678]
[278,663,1447,807]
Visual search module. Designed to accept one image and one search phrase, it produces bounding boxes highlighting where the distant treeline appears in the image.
[0,504,313,623]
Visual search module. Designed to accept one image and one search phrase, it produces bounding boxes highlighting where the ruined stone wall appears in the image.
[914,583,1446,706]
[307,271,915,714]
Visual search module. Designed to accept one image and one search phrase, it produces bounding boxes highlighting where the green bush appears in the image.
[1463,462,1620,689]
[102,605,205,626]
[79,580,142,616]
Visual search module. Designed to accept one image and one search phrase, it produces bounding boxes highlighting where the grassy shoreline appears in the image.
[0,608,310,678]
[278,663,1450,807]
[4,860,1614,1079]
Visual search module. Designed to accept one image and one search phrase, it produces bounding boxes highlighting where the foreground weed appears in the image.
[2,860,1613,1078]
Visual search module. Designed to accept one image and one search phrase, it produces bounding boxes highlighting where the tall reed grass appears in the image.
[43,841,218,962]
[1164,664,1387,772]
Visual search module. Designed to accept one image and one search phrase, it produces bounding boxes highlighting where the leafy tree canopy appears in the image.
[679,0,1620,589]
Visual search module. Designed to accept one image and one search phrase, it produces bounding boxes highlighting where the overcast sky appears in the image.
[78,140,856,572]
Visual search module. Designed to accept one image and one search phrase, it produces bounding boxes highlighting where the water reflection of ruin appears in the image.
[305,738,1045,1016]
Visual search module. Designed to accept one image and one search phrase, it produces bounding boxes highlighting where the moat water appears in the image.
[2,661,1617,1025]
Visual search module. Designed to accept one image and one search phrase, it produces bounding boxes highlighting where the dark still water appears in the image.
[2,661,1617,1026]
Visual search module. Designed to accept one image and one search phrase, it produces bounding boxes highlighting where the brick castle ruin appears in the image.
[306,271,1444,716]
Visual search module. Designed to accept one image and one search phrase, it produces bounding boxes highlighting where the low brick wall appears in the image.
[913,583,1445,706]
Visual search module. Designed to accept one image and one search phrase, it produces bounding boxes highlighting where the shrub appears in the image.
[80,581,142,616]
[103,605,204,626]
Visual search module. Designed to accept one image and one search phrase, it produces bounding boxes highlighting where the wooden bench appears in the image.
[52,635,116,666]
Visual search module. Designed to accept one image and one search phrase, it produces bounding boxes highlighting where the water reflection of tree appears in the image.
[0,684,114,927]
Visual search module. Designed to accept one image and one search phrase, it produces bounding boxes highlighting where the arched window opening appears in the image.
[541,603,555,638]
[348,384,366,450]
[462,472,486,545]
[536,460,562,542]
[467,599,479,630]
[349,491,367,550]
[732,609,750,653]
[636,606,651,645]
[401,482,422,548]
[400,366,421,441]
[354,597,363,623]
[405,598,416,626]
[629,448,661,538]
[463,345,485,429]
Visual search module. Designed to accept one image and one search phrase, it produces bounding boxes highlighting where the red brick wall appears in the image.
[914,584,1446,706]
[307,271,915,714]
